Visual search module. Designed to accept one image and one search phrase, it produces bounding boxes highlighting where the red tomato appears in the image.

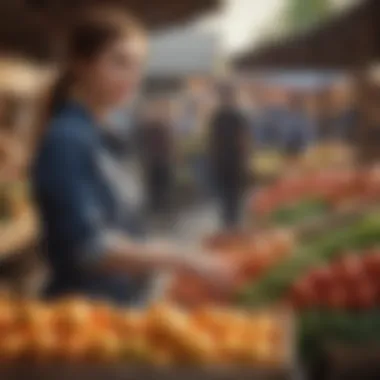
[364,165,380,200]
[362,250,380,279]
[290,279,318,310]
[350,278,376,310]
[325,283,348,310]
[332,254,364,286]
[310,267,334,292]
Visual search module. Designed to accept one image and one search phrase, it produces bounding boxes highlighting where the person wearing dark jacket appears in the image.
[137,100,175,215]
[209,83,250,229]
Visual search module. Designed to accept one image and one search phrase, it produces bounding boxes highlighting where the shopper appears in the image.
[31,8,233,305]
[138,99,175,215]
[208,82,250,229]
[282,93,316,158]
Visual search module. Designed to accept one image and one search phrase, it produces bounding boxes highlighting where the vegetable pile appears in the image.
[239,213,380,307]
[289,247,380,310]
[168,229,296,306]
[251,166,380,226]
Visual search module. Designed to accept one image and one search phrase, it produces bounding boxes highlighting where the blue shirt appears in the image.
[280,110,316,152]
[32,101,151,306]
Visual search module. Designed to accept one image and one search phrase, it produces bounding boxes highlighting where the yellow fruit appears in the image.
[86,330,122,363]
[148,304,190,342]
[53,298,92,335]
[149,347,173,367]
[16,301,53,331]
[116,310,146,338]
[27,330,58,362]
[0,300,16,332]
[122,336,151,364]
[0,333,28,361]
[56,334,91,363]
[171,329,214,365]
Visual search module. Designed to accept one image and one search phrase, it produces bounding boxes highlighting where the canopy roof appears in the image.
[234,0,378,70]
[0,0,219,61]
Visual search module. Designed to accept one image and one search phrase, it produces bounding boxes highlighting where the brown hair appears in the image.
[35,7,145,146]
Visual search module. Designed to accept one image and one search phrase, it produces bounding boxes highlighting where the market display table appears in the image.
[0,365,296,380]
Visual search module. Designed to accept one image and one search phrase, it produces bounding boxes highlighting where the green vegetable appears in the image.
[270,198,328,226]
[238,213,380,306]
[298,309,380,365]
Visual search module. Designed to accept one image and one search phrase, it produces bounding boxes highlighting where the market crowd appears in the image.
[131,79,358,229]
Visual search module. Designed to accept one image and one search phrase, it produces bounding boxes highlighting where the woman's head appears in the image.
[53,7,147,113]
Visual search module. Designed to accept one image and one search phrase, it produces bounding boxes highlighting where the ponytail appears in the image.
[32,70,72,152]
[47,70,73,120]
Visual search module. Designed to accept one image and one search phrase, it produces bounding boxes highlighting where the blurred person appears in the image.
[317,84,358,144]
[257,87,287,150]
[31,8,234,305]
[208,81,250,229]
[246,85,269,149]
[282,92,316,160]
[137,98,176,216]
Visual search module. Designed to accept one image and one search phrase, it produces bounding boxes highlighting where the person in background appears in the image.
[31,8,233,306]
[208,82,250,229]
[317,84,358,144]
[246,86,264,148]
[138,99,176,216]
[282,92,316,160]
[332,83,359,144]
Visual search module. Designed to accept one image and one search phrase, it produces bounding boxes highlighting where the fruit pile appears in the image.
[251,166,380,223]
[0,298,289,366]
[289,247,380,311]
[168,229,296,306]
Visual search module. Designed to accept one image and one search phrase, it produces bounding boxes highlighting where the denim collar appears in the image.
[61,99,95,124]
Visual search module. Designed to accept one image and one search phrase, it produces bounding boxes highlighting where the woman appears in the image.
[31,8,231,305]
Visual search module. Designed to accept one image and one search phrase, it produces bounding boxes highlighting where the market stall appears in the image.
[234,0,380,164]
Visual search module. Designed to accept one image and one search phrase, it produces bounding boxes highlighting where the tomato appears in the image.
[290,279,318,310]
[332,254,364,286]
[364,165,380,200]
[325,283,348,310]
[254,191,276,216]
[362,250,380,279]
[310,267,333,292]
[350,278,376,310]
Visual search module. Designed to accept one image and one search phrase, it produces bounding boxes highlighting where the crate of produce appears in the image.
[0,298,296,380]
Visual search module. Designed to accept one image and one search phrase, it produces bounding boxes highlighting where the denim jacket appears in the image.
[32,101,150,305]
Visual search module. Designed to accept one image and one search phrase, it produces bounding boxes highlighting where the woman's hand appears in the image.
[145,239,236,290]
[178,251,237,291]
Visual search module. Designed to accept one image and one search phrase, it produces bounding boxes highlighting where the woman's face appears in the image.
[79,35,147,108]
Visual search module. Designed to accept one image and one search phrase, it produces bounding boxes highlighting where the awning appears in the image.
[0,0,220,61]
[234,0,379,71]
